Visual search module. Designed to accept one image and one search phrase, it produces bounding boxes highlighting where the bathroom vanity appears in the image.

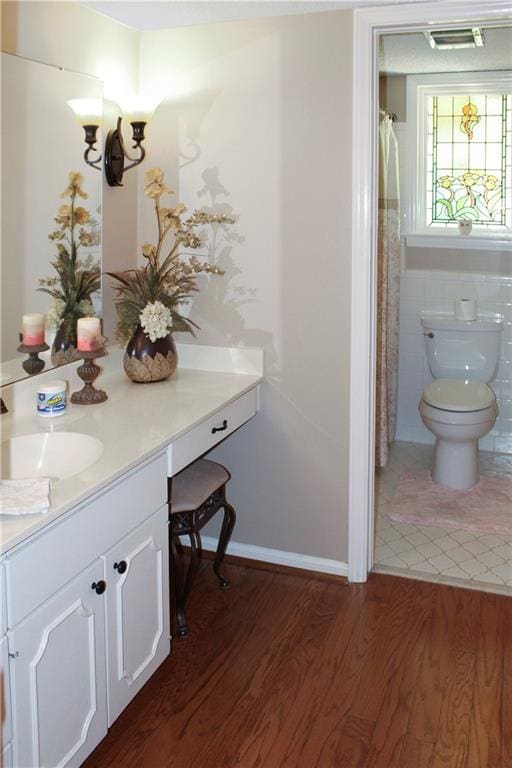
[0,344,263,767]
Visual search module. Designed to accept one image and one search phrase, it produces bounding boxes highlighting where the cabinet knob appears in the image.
[114,560,127,574]
[212,419,228,434]
[91,580,106,595]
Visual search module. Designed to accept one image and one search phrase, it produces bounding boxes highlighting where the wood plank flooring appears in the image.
[84,561,511,768]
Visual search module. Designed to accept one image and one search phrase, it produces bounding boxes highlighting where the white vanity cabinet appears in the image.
[4,452,170,768]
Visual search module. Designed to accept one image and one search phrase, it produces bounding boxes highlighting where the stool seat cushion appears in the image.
[171,459,230,513]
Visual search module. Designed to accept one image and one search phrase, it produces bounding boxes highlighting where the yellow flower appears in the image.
[60,171,88,199]
[483,175,499,191]
[56,204,72,225]
[159,203,187,231]
[78,230,94,246]
[459,172,480,188]
[73,207,90,225]
[144,167,174,199]
[141,243,156,259]
[438,175,453,189]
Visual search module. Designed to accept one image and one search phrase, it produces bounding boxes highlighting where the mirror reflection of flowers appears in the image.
[38,172,101,348]
[108,167,233,344]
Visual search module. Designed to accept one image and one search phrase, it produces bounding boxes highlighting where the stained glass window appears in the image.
[426,93,511,230]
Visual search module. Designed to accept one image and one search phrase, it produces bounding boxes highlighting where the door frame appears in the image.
[348,0,512,582]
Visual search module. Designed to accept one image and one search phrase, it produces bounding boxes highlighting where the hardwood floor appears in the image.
[84,560,511,768]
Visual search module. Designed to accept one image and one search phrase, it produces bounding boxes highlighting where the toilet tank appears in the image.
[421,314,503,382]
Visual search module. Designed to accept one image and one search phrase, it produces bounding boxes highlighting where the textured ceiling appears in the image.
[80,2,511,74]
[380,27,512,74]
[81,0,431,32]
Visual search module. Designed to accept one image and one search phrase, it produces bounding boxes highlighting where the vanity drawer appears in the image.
[168,388,257,476]
[6,452,167,627]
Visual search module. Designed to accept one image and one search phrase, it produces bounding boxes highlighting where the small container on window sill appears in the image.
[458,219,472,236]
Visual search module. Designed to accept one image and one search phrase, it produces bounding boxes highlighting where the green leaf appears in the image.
[453,207,479,220]
[435,198,454,219]
[456,194,469,212]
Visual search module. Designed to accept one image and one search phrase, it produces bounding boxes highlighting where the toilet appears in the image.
[419,313,503,490]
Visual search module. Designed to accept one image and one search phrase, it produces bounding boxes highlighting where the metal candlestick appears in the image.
[71,346,108,405]
[17,342,49,375]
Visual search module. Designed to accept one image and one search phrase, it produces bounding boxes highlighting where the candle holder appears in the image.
[71,346,108,405]
[17,342,49,375]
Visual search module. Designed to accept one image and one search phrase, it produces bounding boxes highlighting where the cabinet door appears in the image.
[9,560,107,768]
[104,505,170,725]
[1,634,12,758]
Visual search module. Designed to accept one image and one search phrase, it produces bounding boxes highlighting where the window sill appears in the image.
[404,234,511,253]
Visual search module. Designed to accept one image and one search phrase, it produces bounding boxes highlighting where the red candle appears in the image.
[22,314,45,346]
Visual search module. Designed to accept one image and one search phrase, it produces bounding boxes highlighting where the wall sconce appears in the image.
[67,95,161,187]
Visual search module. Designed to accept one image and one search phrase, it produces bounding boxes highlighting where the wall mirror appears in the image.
[1,52,103,385]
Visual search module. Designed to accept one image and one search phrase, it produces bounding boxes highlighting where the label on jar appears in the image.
[37,388,67,416]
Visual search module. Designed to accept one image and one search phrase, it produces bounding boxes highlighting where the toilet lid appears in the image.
[423,379,495,412]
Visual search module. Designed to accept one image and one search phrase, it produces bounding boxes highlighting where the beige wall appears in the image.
[1,4,354,563]
[139,11,353,562]
[1,1,140,338]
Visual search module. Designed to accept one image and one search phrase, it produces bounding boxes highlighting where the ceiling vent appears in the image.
[424,28,485,50]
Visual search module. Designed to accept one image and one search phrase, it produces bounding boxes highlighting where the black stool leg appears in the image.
[175,529,201,637]
[213,496,236,589]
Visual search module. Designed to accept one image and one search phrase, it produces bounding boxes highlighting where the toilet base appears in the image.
[432,437,479,490]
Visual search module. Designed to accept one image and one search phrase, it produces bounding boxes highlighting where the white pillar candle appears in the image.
[22,313,45,346]
[77,317,102,351]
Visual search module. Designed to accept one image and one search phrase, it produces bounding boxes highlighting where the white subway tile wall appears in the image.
[396,268,512,454]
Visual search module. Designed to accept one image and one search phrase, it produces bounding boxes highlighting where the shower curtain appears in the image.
[375,111,401,468]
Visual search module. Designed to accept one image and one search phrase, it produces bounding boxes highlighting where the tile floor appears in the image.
[373,441,512,595]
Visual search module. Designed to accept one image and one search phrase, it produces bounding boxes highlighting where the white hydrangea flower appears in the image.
[46,298,66,328]
[78,299,95,317]
[139,300,173,342]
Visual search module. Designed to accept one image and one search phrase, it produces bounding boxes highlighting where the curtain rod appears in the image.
[379,107,398,122]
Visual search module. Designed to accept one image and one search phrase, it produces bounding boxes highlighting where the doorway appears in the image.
[348,0,512,584]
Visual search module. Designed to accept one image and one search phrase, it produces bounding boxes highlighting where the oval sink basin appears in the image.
[1,432,103,481]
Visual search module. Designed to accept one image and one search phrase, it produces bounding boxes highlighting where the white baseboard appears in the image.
[201,536,348,578]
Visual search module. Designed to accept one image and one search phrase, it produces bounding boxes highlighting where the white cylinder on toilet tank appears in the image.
[421,314,503,382]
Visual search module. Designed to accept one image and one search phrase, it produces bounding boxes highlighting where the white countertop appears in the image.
[0,344,263,555]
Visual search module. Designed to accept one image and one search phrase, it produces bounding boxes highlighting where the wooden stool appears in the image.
[168,459,236,637]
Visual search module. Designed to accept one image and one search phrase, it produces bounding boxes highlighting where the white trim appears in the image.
[405,234,511,251]
[348,0,512,584]
[201,537,348,578]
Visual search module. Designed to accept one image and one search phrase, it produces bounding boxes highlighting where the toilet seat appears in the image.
[422,378,495,412]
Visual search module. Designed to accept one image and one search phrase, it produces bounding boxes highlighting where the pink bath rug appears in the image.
[389,468,512,536]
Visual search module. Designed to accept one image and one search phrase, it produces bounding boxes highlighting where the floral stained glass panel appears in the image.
[427,93,511,230]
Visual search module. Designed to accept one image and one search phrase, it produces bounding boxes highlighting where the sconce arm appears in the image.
[123,144,146,173]
[84,146,102,171]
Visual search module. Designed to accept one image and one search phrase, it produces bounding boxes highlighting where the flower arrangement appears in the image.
[38,172,100,359]
[108,167,233,345]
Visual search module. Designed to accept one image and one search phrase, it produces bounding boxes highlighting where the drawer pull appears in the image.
[91,580,107,595]
[114,560,127,574]
[211,419,228,434]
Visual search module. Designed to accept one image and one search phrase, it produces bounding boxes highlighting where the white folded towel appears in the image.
[0,478,51,515]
